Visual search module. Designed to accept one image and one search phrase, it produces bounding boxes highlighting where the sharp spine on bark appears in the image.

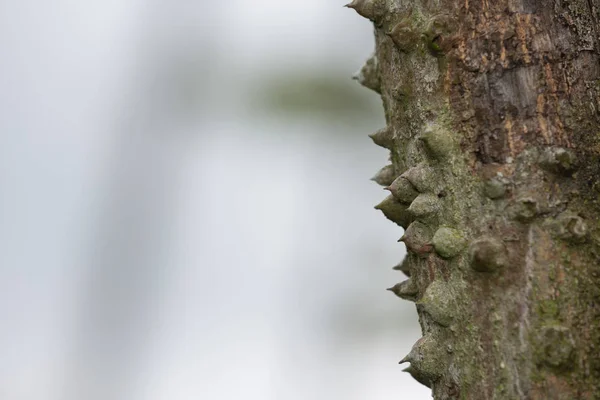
[368,126,394,149]
[399,221,434,257]
[371,164,396,186]
[538,147,578,175]
[399,336,446,383]
[417,280,455,327]
[375,194,413,228]
[385,176,419,204]
[408,193,441,220]
[432,227,467,259]
[401,163,434,193]
[387,16,419,52]
[402,365,432,388]
[393,257,411,276]
[353,54,381,94]
[387,279,418,301]
[468,237,509,272]
[344,0,386,24]
[419,124,454,160]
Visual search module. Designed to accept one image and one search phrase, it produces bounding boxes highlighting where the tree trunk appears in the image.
[348,0,600,398]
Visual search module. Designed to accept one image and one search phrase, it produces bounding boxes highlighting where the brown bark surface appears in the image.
[349,0,600,398]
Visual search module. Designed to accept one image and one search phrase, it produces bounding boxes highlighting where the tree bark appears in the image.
[348,0,600,398]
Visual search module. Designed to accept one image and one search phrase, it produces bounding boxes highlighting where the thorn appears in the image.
[374,195,413,228]
[386,176,419,204]
[432,227,467,259]
[403,365,433,388]
[401,221,434,257]
[371,164,396,186]
[343,0,385,22]
[419,124,454,160]
[387,280,418,300]
[393,257,411,276]
[469,237,509,272]
[368,127,394,149]
[400,336,446,384]
[401,164,434,193]
[418,280,455,327]
[387,17,418,52]
[408,193,440,220]
[353,54,380,93]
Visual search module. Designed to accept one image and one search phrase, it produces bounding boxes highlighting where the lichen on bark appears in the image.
[348,0,600,398]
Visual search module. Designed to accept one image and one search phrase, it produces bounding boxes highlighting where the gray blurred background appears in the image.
[0,1,429,399]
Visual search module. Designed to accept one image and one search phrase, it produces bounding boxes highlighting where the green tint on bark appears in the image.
[349,0,600,398]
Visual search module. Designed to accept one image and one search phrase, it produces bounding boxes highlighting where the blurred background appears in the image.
[0,1,429,399]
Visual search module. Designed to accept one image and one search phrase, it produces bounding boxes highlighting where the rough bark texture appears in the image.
[348,0,600,398]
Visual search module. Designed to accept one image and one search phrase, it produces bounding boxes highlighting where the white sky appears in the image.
[0,1,429,399]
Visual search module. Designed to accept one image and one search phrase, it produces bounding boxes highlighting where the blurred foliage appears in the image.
[255,71,383,121]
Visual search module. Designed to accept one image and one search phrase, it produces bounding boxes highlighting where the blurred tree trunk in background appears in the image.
[348,0,600,398]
